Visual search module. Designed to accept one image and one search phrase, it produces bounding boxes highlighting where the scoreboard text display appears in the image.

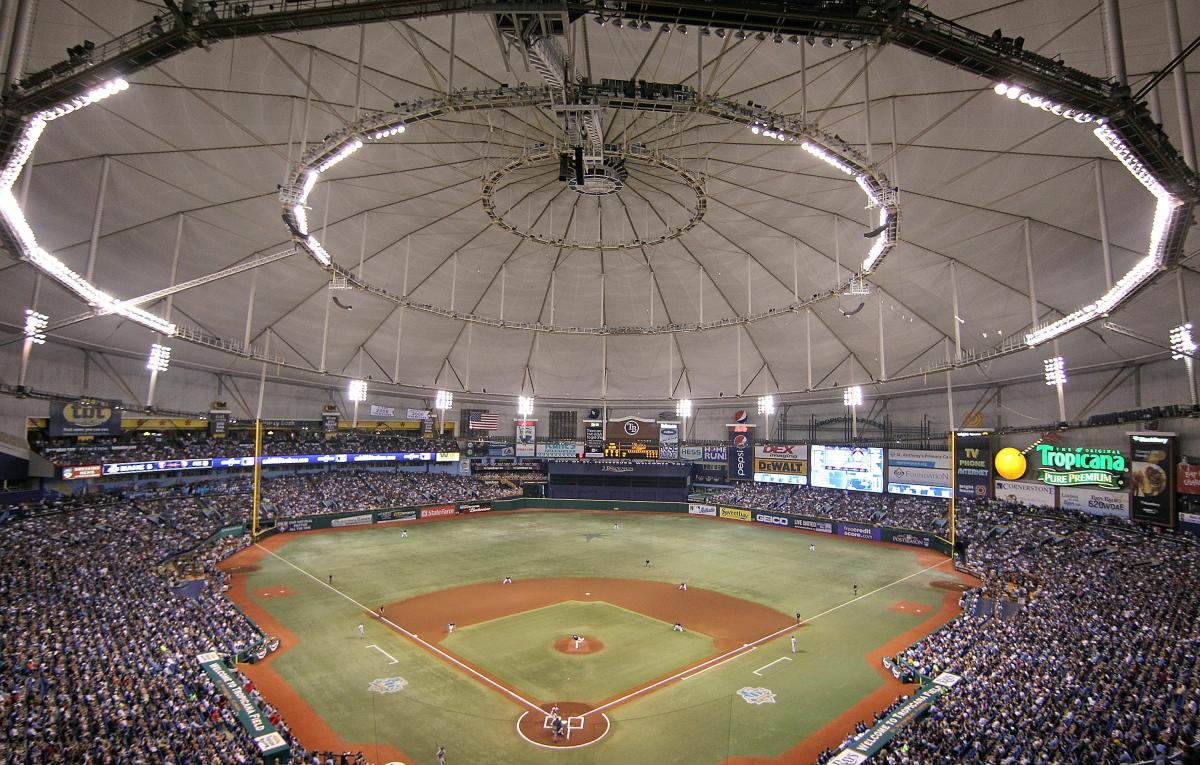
[604,442,660,459]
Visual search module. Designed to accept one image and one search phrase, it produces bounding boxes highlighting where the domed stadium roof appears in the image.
[1,0,1197,404]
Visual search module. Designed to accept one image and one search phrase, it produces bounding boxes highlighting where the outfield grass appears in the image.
[442,600,715,704]
[244,510,957,765]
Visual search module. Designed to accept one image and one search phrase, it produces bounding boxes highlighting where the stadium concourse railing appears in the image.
[254,497,954,557]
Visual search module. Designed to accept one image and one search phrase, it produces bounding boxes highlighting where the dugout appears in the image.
[548,461,691,502]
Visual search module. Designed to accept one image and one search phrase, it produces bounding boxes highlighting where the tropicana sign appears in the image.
[1033,444,1127,490]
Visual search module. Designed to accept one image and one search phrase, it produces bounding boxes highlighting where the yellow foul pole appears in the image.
[252,419,263,537]
[949,430,956,553]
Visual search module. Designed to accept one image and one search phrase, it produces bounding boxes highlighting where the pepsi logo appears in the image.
[734,409,749,423]
[733,434,749,448]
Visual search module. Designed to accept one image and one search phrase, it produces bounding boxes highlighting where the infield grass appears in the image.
[242,510,959,765]
[442,600,715,703]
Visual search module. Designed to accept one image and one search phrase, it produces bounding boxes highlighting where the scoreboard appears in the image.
[604,441,660,459]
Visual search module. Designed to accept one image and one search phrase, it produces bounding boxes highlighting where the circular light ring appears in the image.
[280,86,900,336]
[480,145,706,251]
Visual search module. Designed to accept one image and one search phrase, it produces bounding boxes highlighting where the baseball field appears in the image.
[223,510,973,765]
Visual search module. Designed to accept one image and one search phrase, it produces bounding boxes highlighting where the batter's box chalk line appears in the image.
[543,714,586,736]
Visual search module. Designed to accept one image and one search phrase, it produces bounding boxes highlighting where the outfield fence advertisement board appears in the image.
[794,517,835,534]
[330,513,373,528]
[458,502,491,513]
[688,503,717,516]
[753,510,793,527]
[839,522,882,541]
[718,507,752,522]
[420,504,457,518]
[375,509,418,523]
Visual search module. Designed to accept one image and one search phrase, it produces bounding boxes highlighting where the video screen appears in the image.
[810,445,884,493]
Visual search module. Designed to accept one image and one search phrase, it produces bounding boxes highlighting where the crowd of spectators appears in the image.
[707,483,950,532]
[703,484,1200,764]
[256,470,519,517]
[0,494,310,763]
[30,430,459,467]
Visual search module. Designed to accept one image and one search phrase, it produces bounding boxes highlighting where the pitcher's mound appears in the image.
[553,635,604,654]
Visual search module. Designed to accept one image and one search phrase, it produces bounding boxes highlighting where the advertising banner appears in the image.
[209,409,230,437]
[994,479,1055,508]
[703,445,728,462]
[1059,486,1130,518]
[369,404,396,418]
[838,522,882,541]
[375,509,417,523]
[407,408,430,420]
[321,411,339,433]
[435,452,461,462]
[753,510,793,528]
[584,422,605,458]
[1180,510,1200,535]
[458,502,491,513]
[196,653,290,764]
[727,425,755,481]
[688,503,717,516]
[420,504,457,519]
[810,445,884,493]
[887,449,951,470]
[659,422,680,459]
[834,681,945,761]
[537,441,579,458]
[330,513,373,528]
[276,519,312,532]
[718,506,752,522]
[1129,433,1176,527]
[1179,463,1200,495]
[680,445,704,461]
[1032,444,1128,489]
[61,465,102,480]
[794,517,835,534]
[883,529,937,549]
[753,444,809,485]
[102,458,212,475]
[953,431,992,500]
[488,444,516,457]
[886,480,952,499]
[515,420,536,457]
[49,399,122,437]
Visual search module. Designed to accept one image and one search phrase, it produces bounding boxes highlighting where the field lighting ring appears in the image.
[479,145,706,251]
[277,85,901,336]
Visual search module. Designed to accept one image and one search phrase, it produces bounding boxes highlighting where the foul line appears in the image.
[365,644,399,665]
[257,544,545,715]
[752,656,791,676]
[583,556,953,718]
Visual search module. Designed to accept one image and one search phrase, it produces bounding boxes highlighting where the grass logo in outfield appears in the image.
[736,687,777,705]
[368,677,409,694]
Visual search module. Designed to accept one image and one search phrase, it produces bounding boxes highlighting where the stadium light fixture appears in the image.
[517,395,534,417]
[146,343,171,373]
[1043,356,1067,386]
[1170,323,1196,360]
[348,379,368,402]
[435,390,453,411]
[843,385,863,407]
[675,399,693,419]
[23,309,47,344]
[757,395,776,415]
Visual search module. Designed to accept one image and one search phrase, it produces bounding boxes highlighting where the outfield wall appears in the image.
[262,498,952,555]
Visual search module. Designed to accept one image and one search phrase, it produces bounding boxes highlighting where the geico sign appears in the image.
[755,513,790,526]
[760,444,801,455]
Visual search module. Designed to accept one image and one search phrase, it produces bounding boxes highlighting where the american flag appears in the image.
[468,412,499,431]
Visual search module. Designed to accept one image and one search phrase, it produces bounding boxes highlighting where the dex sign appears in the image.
[1034,444,1127,489]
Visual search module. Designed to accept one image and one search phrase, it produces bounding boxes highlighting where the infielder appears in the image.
[357,624,364,639]
[678,582,688,591]
[672,622,684,632]
[790,635,797,653]
[447,621,455,634]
